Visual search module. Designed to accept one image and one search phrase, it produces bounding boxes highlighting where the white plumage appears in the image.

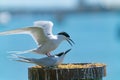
[0,21,74,56]
[11,49,71,67]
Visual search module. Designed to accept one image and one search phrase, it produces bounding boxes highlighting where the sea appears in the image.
[0,12,120,80]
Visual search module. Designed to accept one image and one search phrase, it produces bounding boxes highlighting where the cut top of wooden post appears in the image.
[28,63,106,80]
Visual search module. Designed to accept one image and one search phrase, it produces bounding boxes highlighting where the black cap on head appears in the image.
[58,32,70,38]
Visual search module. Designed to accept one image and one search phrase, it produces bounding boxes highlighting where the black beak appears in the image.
[56,49,71,56]
[66,38,75,46]
[64,49,72,55]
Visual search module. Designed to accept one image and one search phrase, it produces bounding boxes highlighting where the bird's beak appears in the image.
[64,49,72,55]
[66,38,75,46]
[56,49,71,56]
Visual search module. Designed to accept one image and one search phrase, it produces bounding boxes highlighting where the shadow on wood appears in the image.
[28,63,106,80]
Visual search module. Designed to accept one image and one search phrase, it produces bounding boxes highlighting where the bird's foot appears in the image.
[46,53,51,57]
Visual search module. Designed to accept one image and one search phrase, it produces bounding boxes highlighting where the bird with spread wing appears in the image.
[0,21,74,56]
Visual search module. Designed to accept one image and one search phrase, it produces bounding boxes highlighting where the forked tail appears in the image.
[10,54,32,63]
[8,48,36,54]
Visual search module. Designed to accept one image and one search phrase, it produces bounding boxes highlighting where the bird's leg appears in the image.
[46,52,51,57]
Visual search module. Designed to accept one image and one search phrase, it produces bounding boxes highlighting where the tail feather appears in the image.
[10,54,32,63]
[8,49,35,54]
[15,59,31,63]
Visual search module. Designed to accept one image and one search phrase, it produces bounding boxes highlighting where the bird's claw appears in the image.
[46,53,51,57]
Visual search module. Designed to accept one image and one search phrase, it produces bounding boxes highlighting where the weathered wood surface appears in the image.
[28,63,106,80]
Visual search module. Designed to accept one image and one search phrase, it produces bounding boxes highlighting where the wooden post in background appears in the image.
[28,63,106,80]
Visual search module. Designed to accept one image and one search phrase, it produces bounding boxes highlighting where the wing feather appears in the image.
[34,21,53,36]
[0,27,48,45]
[0,21,54,45]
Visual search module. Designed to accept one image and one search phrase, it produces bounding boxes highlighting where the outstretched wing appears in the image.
[0,21,54,45]
[0,27,48,45]
[34,21,54,36]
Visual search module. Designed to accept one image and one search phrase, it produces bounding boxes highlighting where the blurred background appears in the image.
[0,0,120,80]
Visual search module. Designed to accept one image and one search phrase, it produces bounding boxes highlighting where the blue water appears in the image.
[0,12,120,80]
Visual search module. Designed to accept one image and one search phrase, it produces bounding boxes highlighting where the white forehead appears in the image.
[34,21,53,27]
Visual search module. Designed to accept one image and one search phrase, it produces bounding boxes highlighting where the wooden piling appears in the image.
[28,63,106,80]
